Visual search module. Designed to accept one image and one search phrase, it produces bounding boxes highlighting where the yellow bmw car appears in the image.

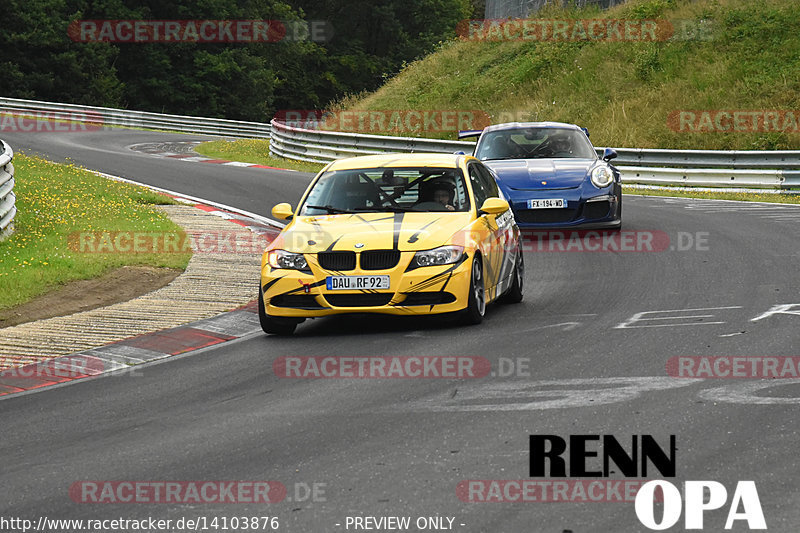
[259,153,524,335]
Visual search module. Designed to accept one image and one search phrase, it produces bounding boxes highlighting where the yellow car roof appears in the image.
[326,153,473,171]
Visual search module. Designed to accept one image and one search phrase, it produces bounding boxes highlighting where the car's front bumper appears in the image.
[507,184,622,229]
[260,251,473,318]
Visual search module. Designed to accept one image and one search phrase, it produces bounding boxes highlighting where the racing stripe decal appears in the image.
[281,279,326,296]
[262,276,286,294]
[404,254,468,293]
[352,214,380,231]
[325,236,342,251]
[407,218,441,244]
[483,250,496,290]
[431,272,453,311]
[392,212,405,250]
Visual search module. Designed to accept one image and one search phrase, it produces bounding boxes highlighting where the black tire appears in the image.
[461,255,486,325]
[501,249,524,304]
[258,287,299,335]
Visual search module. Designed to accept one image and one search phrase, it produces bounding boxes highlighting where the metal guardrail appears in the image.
[0,139,16,238]
[1,96,798,190]
[269,120,800,190]
[0,97,270,138]
[616,166,800,189]
[269,119,474,163]
[606,148,800,169]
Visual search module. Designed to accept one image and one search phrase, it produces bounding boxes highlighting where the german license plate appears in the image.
[326,275,390,290]
[527,199,566,209]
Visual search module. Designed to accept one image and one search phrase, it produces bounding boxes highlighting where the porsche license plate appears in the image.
[326,275,390,290]
[527,199,566,209]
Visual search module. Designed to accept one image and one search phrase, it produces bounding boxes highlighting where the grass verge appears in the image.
[195,139,325,173]
[623,186,800,204]
[0,154,191,310]
[337,0,800,150]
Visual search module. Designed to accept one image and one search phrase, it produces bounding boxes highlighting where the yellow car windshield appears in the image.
[300,167,471,215]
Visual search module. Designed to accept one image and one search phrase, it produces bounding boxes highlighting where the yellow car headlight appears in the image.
[268,249,308,270]
[412,245,464,267]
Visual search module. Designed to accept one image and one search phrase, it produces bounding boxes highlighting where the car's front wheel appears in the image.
[258,286,300,335]
[461,255,486,325]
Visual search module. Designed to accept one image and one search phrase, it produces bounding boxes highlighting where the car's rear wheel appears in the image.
[461,256,486,325]
[501,249,524,304]
[258,286,300,335]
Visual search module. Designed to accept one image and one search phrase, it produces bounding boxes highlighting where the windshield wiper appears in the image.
[354,206,415,213]
[305,204,356,214]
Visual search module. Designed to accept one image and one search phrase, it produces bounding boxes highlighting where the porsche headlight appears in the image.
[591,165,614,188]
[412,245,464,267]
[268,249,308,270]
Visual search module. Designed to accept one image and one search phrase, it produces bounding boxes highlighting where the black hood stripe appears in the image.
[325,236,342,252]
[407,217,441,244]
[392,212,405,250]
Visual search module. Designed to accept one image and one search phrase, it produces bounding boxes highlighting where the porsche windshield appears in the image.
[299,167,471,215]
[476,127,597,160]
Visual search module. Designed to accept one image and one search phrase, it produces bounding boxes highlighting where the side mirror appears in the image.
[478,197,510,216]
[271,202,294,220]
[602,148,618,161]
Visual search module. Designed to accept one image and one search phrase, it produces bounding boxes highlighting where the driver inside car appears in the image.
[546,133,573,156]
[431,182,456,211]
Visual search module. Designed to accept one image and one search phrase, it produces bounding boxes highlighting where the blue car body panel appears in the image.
[473,122,622,229]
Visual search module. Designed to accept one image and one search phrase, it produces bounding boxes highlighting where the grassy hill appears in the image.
[335,0,800,150]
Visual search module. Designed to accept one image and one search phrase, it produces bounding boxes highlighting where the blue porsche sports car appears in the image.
[461,122,622,229]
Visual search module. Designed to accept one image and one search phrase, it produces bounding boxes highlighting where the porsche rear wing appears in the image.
[460,126,591,138]
[458,129,483,140]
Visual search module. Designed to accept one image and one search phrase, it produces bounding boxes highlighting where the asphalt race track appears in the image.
[2,129,800,532]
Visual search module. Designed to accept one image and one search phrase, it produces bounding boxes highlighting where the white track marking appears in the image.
[89,170,285,229]
[699,381,800,405]
[390,377,697,412]
[615,306,743,329]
